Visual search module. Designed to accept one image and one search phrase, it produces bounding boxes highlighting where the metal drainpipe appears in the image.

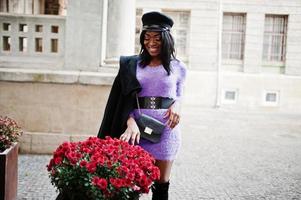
[215,0,223,108]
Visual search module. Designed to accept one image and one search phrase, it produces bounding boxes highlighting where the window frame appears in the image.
[222,12,247,62]
[221,88,239,104]
[262,90,280,107]
[262,14,288,67]
[162,9,191,63]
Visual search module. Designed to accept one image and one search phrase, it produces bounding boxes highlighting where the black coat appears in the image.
[97,55,141,139]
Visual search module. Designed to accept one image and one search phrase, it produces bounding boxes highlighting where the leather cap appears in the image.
[142,11,174,31]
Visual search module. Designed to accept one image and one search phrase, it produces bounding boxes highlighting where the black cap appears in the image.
[142,11,174,31]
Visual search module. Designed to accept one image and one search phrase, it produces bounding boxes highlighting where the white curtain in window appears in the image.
[222,13,246,60]
[263,15,287,62]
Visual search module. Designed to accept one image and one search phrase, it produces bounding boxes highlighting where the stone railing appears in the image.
[0,13,65,69]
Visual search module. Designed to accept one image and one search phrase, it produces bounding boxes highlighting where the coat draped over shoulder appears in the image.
[97,55,141,139]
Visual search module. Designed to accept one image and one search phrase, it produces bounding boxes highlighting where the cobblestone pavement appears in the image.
[18,107,301,200]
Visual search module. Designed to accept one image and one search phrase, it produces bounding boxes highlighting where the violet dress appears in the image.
[130,60,186,161]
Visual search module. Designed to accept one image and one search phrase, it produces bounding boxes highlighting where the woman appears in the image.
[98,11,186,200]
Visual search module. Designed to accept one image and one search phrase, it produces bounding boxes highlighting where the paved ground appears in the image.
[17,107,301,200]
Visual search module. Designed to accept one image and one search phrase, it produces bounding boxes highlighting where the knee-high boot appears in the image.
[151,181,170,200]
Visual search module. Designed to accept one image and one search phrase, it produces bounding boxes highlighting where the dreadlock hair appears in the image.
[139,30,176,75]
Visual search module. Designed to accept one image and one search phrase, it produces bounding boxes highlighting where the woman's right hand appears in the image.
[120,117,140,145]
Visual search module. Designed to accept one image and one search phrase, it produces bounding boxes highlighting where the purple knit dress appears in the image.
[131,60,186,161]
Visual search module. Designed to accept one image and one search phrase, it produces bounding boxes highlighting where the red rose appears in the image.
[86,162,97,173]
[47,158,54,171]
[138,174,148,187]
[110,178,123,189]
[80,160,87,167]
[92,177,108,190]
[97,178,108,190]
[54,157,62,165]
[126,172,135,181]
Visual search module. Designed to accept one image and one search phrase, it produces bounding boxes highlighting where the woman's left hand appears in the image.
[164,102,181,129]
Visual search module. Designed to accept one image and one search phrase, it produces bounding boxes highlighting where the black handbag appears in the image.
[135,94,165,143]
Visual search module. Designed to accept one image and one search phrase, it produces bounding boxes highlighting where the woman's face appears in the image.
[144,31,162,57]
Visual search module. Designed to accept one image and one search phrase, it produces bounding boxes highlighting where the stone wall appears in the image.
[0,80,111,154]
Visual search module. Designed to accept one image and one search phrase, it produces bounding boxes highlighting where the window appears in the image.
[35,25,43,32]
[45,0,60,15]
[0,0,8,12]
[222,89,238,104]
[263,15,288,62]
[3,23,11,31]
[19,24,28,32]
[222,13,246,60]
[266,93,277,102]
[225,91,236,100]
[163,10,190,61]
[35,38,43,52]
[263,90,279,106]
[19,37,28,52]
[3,36,11,51]
[51,39,58,53]
[51,26,59,33]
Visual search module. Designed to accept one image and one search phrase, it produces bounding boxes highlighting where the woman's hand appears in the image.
[164,102,181,129]
[120,117,140,145]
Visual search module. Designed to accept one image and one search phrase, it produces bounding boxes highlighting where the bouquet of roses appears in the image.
[47,136,160,200]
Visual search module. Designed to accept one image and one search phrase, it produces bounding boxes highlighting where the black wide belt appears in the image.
[135,96,175,109]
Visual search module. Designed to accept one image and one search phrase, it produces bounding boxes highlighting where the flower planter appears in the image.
[48,137,159,200]
[56,190,140,200]
[0,143,19,200]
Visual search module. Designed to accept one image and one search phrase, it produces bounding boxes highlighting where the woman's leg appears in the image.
[155,160,174,183]
[152,160,174,200]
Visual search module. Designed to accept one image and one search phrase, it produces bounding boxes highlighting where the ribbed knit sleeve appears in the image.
[175,61,187,101]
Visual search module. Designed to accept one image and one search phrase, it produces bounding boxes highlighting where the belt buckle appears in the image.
[150,96,156,109]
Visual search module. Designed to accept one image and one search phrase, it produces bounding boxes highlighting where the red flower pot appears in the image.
[48,137,160,200]
[0,143,19,200]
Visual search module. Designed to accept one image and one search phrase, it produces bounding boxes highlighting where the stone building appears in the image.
[0,0,301,153]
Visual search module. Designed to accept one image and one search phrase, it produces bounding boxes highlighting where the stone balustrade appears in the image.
[0,13,65,69]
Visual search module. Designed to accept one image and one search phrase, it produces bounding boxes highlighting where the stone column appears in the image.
[9,0,22,13]
[58,0,67,16]
[105,0,136,62]
[25,0,33,14]
[64,0,103,71]
[33,0,45,14]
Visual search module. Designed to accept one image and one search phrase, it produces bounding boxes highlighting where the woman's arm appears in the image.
[165,62,187,129]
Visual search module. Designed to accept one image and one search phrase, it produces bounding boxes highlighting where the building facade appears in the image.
[135,0,301,111]
[1,0,301,153]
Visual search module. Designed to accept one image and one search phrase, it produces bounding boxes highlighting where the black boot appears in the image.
[152,181,170,200]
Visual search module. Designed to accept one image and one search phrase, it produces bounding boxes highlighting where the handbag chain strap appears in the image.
[136,93,142,115]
